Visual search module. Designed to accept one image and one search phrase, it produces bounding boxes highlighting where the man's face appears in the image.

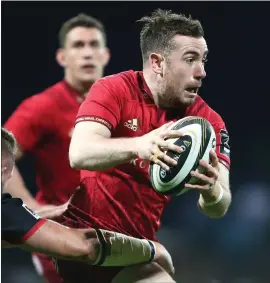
[1,154,14,189]
[57,27,110,86]
[154,35,208,108]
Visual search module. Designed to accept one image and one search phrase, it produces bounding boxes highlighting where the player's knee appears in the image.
[142,262,175,280]
[150,262,176,283]
[111,262,170,283]
[123,262,175,283]
[154,244,175,276]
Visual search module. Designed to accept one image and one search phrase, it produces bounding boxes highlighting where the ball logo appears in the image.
[212,138,216,149]
[180,145,186,152]
[160,169,166,178]
[173,153,180,161]
[183,140,191,148]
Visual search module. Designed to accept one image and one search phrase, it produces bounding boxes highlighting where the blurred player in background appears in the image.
[57,9,232,283]
[1,127,174,274]
[4,13,110,283]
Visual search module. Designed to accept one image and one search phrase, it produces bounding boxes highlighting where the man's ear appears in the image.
[56,48,67,68]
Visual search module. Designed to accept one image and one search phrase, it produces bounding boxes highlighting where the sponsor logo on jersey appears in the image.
[219,129,230,158]
[124,118,140,132]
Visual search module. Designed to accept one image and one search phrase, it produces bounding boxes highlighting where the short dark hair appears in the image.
[1,127,17,160]
[58,13,107,47]
[138,9,204,63]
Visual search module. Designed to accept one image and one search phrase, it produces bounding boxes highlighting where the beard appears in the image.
[159,84,195,109]
[155,71,197,109]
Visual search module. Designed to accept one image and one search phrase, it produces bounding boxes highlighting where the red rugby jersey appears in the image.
[5,81,81,205]
[66,70,230,240]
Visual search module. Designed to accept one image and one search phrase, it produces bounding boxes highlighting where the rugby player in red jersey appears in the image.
[60,9,232,283]
[1,127,174,275]
[4,14,110,283]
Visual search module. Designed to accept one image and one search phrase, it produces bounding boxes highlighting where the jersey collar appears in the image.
[62,80,85,105]
[137,71,154,101]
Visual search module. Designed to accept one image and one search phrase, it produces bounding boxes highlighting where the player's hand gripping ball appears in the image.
[149,116,216,196]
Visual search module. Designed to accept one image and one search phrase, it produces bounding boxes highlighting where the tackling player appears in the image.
[4,13,110,283]
[1,127,174,277]
[60,9,232,283]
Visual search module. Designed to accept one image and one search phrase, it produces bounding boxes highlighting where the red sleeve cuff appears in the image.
[19,219,47,243]
[75,115,114,131]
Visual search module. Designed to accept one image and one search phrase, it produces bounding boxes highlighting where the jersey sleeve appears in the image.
[1,194,47,244]
[4,95,53,152]
[75,78,123,132]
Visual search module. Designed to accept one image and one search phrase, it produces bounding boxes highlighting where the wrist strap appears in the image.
[201,184,224,207]
[147,240,156,263]
[94,229,156,267]
[94,229,107,266]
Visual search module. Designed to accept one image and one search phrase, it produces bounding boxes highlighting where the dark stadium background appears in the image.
[2,1,270,282]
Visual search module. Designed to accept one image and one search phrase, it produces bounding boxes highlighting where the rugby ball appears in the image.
[149,116,216,196]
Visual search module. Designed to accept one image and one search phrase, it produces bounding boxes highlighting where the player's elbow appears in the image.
[68,140,83,168]
[69,138,87,169]
[69,147,97,170]
[69,150,85,169]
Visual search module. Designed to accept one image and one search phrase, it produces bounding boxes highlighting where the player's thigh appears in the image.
[111,262,176,283]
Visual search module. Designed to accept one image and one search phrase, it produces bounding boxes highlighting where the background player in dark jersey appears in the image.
[58,9,232,283]
[4,13,110,283]
[1,127,174,278]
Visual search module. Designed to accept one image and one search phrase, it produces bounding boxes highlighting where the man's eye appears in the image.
[91,41,101,48]
[73,42,84,48]
[186,58,195,64]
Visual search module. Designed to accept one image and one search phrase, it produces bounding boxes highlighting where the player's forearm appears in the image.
[4,166,40,210]
[20,221,100,263]
[198,182,231,219]
[69,135,138,170]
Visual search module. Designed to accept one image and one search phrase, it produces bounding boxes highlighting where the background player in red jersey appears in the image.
[4,13,110,283]
[55,9,232,283]
[1,127,174,274]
